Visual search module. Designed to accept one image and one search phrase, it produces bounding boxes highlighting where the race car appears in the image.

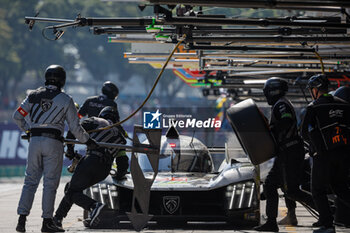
[83,126,261,229]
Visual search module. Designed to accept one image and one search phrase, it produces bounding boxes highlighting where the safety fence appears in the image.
[0,122,133,177]
[0,121,233,177]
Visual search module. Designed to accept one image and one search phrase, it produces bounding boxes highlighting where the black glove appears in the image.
[65,147,75,160]
[99,154,112,164]
[114,172,127,181]
[86,138,99,150]
[117,125,130,140]
[114,155,129,180]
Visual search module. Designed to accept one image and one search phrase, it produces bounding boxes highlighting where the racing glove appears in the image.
[117,125,130,140]
[114,154,129,180]
[65,146,75,160]
[86,138,99,150]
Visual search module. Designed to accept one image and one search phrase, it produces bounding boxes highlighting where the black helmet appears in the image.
[263,77,288,105]
[307,74,329,91]
[99,106,119,123]
[333,86,350,103]
[45,65,66,88]
[102,81,119,99]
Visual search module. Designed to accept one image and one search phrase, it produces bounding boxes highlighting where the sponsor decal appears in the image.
[329,109,343,118]
[17,107,28,117]
[156,177,188,182]
[155,177,189,186]
[89,102,105,108]
[163,196,180,214]
[40,99,53,112]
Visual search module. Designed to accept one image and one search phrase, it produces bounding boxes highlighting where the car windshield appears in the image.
[138,148,212,173]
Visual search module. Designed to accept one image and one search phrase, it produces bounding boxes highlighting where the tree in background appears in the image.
[0,1,291,111]
[0,0,160,107]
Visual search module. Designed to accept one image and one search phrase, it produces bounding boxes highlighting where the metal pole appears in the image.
[93,27,347,35]
[64,139,158,154]
[148,0,350,9]
[24,16,75,23]
[187,36,350,43]
[163,17,350,29]
[84,17,154,26]
[187,45,316,52]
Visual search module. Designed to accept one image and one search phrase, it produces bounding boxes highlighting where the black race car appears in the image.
[84,127,261,229]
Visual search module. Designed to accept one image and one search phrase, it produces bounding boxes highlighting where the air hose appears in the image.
[88,35,186,133]
[314,51,325,74]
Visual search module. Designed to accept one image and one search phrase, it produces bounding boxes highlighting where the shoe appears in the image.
[16,215,26,232]
[312,220,323,227]
[313,226,335,233]
[278,211,298,226]
[254,220,279,232]
[89,203,106,227]
[41,218,65,232]
[83,217,91,227]
[53,216,63,228]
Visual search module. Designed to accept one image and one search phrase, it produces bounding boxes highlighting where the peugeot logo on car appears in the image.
[163,196,180,214]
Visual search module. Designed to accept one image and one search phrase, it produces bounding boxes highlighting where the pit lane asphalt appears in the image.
[0,177,349,233]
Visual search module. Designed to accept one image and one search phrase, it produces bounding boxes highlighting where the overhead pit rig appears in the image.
[25,0,350,103]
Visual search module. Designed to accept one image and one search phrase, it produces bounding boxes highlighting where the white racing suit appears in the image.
[13,85,90,218]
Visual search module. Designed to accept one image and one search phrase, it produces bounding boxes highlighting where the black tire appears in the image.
[226,98,276,165]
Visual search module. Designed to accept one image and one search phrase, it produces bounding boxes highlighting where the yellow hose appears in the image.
[88,35,187,133]
[314,51,325,74]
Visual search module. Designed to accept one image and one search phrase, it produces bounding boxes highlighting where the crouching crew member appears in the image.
[13,65,97,232]
[53,106,129,229]
[301,74,350,233]
[255,77,316,232]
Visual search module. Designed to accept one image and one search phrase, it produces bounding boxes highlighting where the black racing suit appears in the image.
[79,94,119,120]
[78,94,128,137]
[301,94,350,228]
[264,97,315,221]
[54,117,128,221]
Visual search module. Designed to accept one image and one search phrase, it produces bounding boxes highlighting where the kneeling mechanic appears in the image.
[53,106,129,229]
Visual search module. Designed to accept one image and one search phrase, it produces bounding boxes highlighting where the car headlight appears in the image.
[87,184,119,209]
[225,180,257,210]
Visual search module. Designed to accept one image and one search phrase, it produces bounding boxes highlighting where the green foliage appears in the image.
[0,0,150,101]
[0,1,298,103]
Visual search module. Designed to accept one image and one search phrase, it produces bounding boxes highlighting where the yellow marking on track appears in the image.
[279,207,298,232]
[63,217,81,229]
[285,226,297,232]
